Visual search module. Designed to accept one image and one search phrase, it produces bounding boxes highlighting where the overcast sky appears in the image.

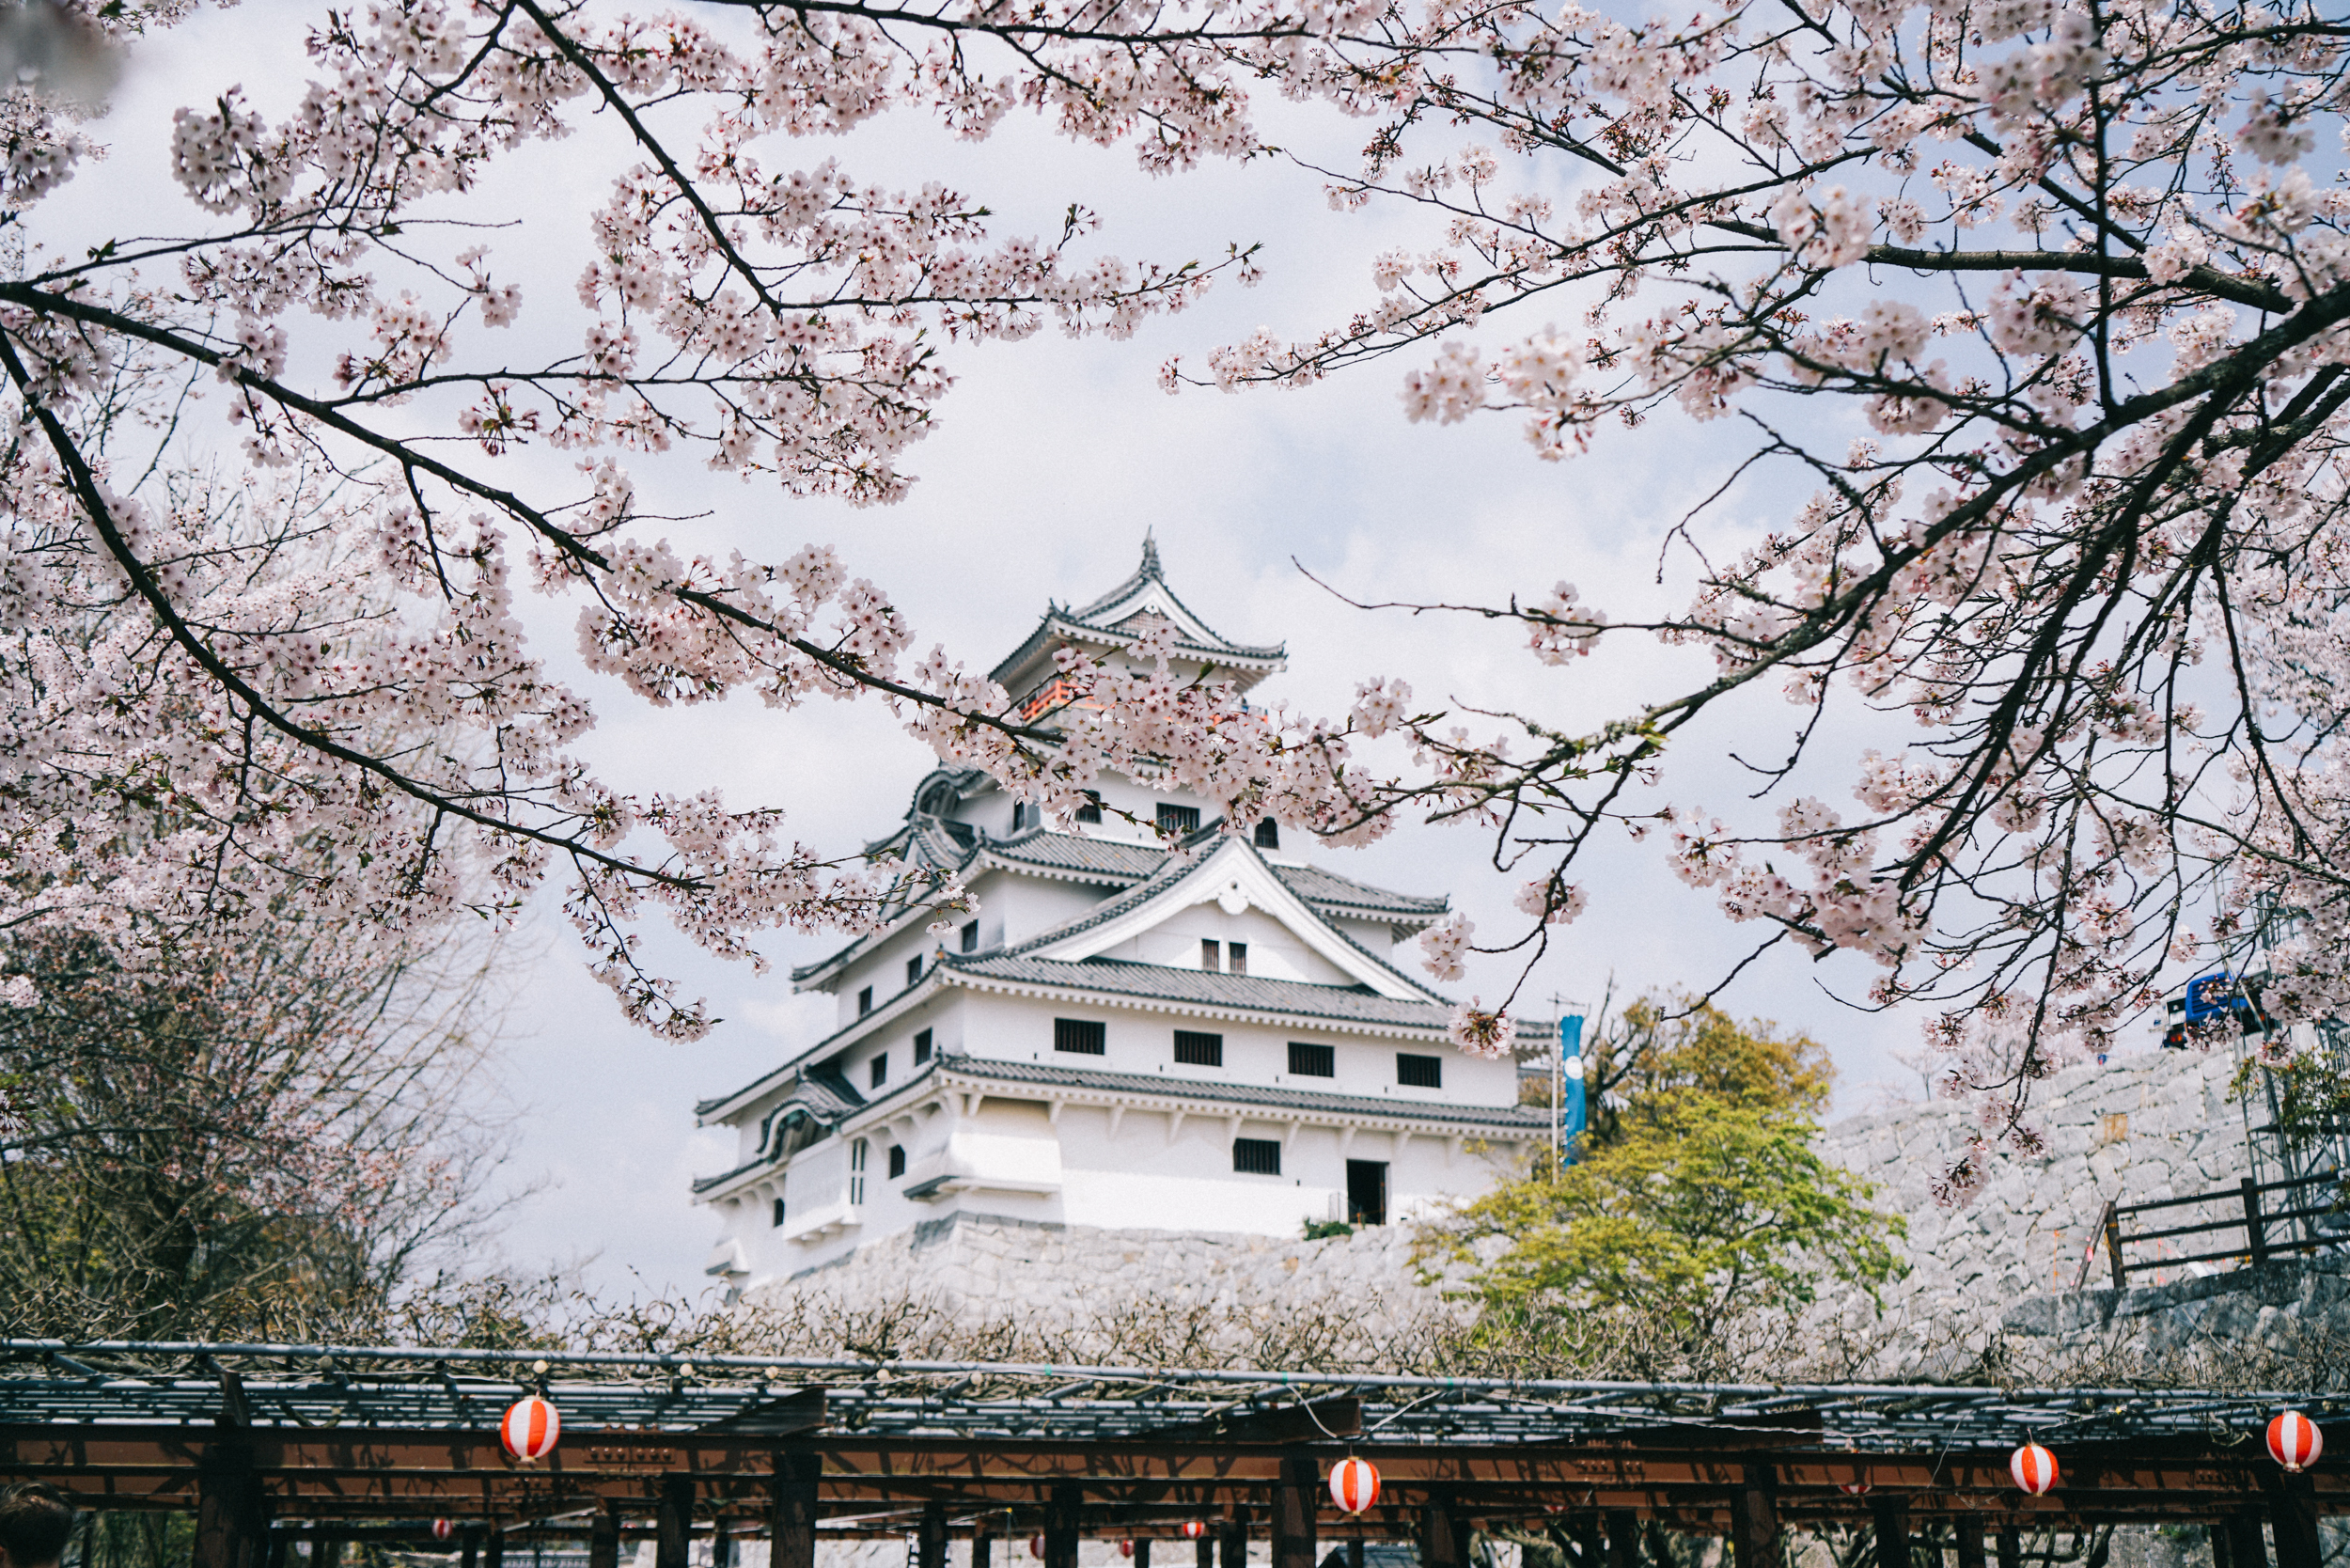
[56,2,2024,1303]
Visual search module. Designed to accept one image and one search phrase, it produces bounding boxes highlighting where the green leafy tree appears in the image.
[1445,996,1903,1372]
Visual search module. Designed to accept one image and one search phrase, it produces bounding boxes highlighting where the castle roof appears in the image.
[791,819,1449,989]
[988,536,1286,708]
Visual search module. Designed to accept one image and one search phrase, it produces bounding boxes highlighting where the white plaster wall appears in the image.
[1051,1105,1516,1233]
[954,993,1518,1106]
[1097,904,1356,987]
[713,990,1528,1280]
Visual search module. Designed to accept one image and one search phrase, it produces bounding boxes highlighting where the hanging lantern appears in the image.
[1120,1544,1136,1560]
[1838,1476,1871,1497]
[431,1521,454,1543]
[2010,1443,2059,1496]
[2267,1411,2324,1473]
[1029,1537,1046,1560]
[1181,1523,1208,1541]
[1328,1457,1381,1515]
[500,1395,561,1463]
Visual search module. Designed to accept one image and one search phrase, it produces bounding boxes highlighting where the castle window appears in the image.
[961,921,979,953]
[1398,1053,1443,1089]
[1200,939,1221,973]
[850,1139,868,1205]
[1174,1030,1224,1067]
[1156,803,1200,836]
[914,1027,932,1065]
[887,1144,906,1179]
[906,955,921,987]
[1288,1042,1335,1078]
[1232,1138,1282,1176]
[1229,942,1248,976]
[1010,801,1029,832]
[1076,794,1103,823]
[870,1052,888,1089]
[1055,1018,1106,1056]
[772,1194,786,1228]
[1254,819,1279,850]
[857,986,872,1015]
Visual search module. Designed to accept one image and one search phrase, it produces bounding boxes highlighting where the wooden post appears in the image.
[2265,1477,2322,1568]
[314,1531,341,1568]
[1871,1497,1909,1568]
[772,1449,822,1568]
[1136,1543,1152,1568]
[1995,1529,2020,1568]
[588,1502,622,1568]
[1222,1511,1250,1568]
[462,1535,479,1568]
[1046,1482,1082,1568]
[1275,1457,1318,1568]
[2102,1201,2127,1290]
[1731,1465,1778,1568]
[1954,1516,1985,1568]
[267,1529,290,1568]
[194,1440,263,1568]
[975,1529,995,1568]
[1349,1544,1366,1568]
[488,1529,507,1568]
[2209,1523,2232,1568]
[1419,1493,1462,1568]
[2242,1178,2271,1265]
[1605,1513,1638,1568]
[1570,1514,1604,1568]
[920,1505,949,1568]
[658,1477,695,1568]
[1198,1533,1215,1568]
[2225,1510,2268,1568]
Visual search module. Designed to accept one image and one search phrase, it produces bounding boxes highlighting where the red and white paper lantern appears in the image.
[1838,1477,1871,1497]
[431,1521,454,1543]
[2010,1443,2059,1496]
[500,1396,561,1463]
[1120,1544,1136,1560]
[2267,1411,2324,1473]
[1328,1458,1381,1515]
[1029,1537,1046,1560]
[1181,1523,1208,1541]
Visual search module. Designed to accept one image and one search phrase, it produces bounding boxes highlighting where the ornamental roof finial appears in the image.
[1138,529,1162,581]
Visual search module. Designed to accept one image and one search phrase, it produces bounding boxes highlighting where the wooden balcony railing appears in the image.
[2080,1168,2343,1290]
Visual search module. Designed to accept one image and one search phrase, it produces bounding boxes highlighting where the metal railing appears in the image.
[2082,1168,2344,1290]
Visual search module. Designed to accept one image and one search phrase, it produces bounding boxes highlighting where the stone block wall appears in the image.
[754,1207,1461,1342]
[1817,1045,2259,1317]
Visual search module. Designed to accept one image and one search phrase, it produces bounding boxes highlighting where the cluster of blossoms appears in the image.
[15,0,2350,1190]
[1158,0,2350,1183]
[0,0,1404,1031]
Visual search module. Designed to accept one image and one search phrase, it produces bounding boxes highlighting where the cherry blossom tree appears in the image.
[11,0,2350,1189]
[1164,0,2350,1188]
[0,0,1378,1036]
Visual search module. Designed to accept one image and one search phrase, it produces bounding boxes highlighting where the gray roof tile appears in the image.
[951,952,1499,1033]
[935,1052,1550,1132]
[1273,863,1449,920]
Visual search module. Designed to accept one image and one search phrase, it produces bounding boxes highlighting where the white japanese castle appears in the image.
[693,541,1546,1287]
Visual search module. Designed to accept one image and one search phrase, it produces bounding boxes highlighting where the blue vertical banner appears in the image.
[1559,1013,1587,1165]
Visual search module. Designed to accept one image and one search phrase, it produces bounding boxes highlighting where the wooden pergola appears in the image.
[3,1341,2341,1568]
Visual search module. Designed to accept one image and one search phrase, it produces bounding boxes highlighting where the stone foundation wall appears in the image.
[1822,1046,2259,1321]
[754,1208,1460,1341]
